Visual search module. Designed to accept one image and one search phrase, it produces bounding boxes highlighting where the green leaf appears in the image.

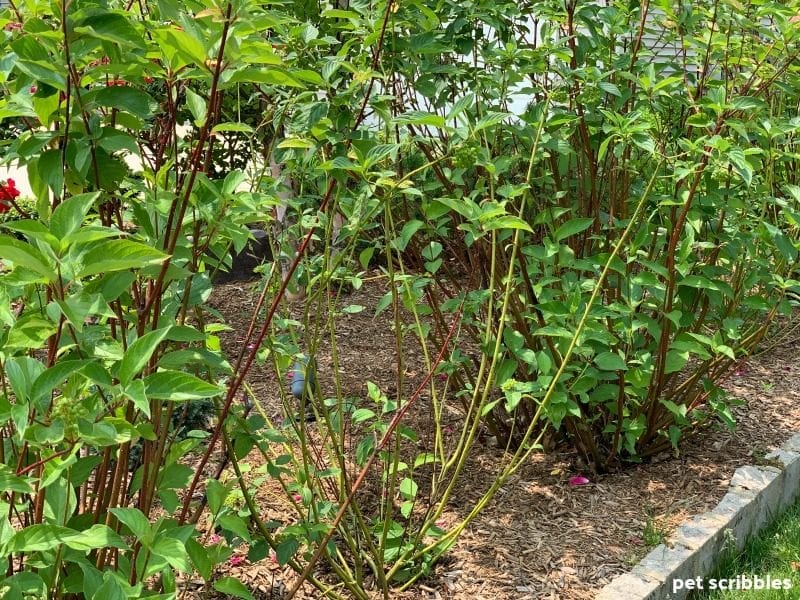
[75,13,145,49]
[213,577,255,600]
[89,573,127,600]
[6,315,58,350]
[352,408,376,423]
[217,515,251,542]
[143,371,222,400]
[482,215,533,233]
[594,351,628,371]
[151,537,191,572]
[109,508,152,544]
[394,110,445,128]
[76,240,167,278]
[185,88,207,127]
[7,524,76,553]
[599,81,621,97]
[554,218,594,242]
[473,111,510,132]
[212,122,254,134]
[0,235,56,281]
[398,477,418,499]
[65,524,128,551]
[50,193,101,240]
[393,219,423,252]
[224,68,304,88]
[413,453,437,468]
[431,197,479,220]
[275,538,299,566]
[91,86,156,120]
[664,350,689,374]
[31,359,93,403]
[0,465,35,494]
[731,96,766,112]
[186,538,213,581]
[123,380,150,417]
[206,479,229,515]
[117,327,172,386]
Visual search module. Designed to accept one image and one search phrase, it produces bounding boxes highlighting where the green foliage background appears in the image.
[0,0,800,597]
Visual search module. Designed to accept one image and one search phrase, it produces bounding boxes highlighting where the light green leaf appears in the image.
[151,537,190,572]
[664,350,689,374]
[212,122,254,134]
[31,360,93,403]
[398,477,418,499]
[64,524,128,551]
[76,240,167,278]
[143,371,223,400]
[394,110,445,128]
[50,193,100,240]
[0,465,35,494]
[213,577,255,600]
[0,235,56,281]
[393,219,423,252]
[185,88,207,127]
[117,327,172,386]
[7,525,76,553]
[206,479,229,515]
[483,215,533,233]
[109,508,151,544]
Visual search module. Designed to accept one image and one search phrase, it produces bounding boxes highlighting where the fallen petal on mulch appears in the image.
[568,475,590,486]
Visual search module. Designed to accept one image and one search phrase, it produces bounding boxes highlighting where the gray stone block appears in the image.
[711,489,759,550]
[669,513,734,577]
[595,432,800,600]
[595,572,661,600]
[730,466,783,531]
[767,448,800,506]
[780,433,800,454]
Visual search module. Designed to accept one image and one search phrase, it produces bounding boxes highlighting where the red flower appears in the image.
[4,22,22,31]
[144,76,154,84]
[0,179,20,213]
[29,85,37,94]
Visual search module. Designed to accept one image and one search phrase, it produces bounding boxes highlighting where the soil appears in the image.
[197,276,800,600]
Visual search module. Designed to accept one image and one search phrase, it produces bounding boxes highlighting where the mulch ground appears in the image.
[199,276,800,600]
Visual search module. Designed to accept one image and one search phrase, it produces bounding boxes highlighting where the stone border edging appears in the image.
[595,433,800,599]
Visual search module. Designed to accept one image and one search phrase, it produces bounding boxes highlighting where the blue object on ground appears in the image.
[290,355,315,399]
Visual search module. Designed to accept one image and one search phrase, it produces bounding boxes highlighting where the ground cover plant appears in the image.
[1,0,800,598]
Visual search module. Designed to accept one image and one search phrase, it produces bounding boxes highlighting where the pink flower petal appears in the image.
[568,475,590,486]
[229,555,245,566]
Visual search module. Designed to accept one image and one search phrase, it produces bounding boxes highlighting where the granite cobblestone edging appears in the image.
[595,433,800,600]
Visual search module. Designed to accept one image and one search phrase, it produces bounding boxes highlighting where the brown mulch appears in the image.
[201,277,800,600]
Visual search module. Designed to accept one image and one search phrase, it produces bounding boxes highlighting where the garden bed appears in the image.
[202,278,800,600]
